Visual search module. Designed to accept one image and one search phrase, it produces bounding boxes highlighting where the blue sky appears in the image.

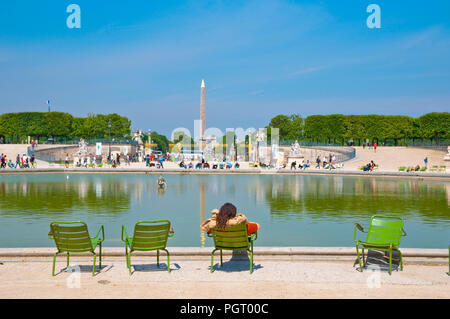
[0,0,449,137]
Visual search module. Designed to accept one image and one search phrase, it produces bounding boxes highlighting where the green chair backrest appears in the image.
[211,223,249,250]
[50,221,93,253]
[131,220,171,251]
[366,215,404,247]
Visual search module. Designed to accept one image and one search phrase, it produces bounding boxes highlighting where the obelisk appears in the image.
[200,79,206,141]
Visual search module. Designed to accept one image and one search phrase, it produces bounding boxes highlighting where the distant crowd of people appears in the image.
[0,153,36,169]
[362,141,378,152]
[178,157,240,170]
[290,159,311,170]
[312,153,338,170]
[362,160,377,171]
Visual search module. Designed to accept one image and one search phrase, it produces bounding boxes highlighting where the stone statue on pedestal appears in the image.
[444,146,450,161]
[286,140,304,167]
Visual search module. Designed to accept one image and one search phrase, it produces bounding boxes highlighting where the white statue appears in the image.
[73,138,90,157]
[289,140,302,156]
[132,129,144,145]
[445,146,450,161]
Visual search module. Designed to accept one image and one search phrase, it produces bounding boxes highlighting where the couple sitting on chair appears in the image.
[201,203,260,236]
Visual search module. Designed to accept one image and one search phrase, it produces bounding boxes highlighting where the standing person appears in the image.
[316,155,321,169]
[30,154,36,168]
[363,140,366,149]
[16,154,20,169]
[322,155,327,168]
[374,142,377,153]
[159,154,164,169]
[424,156,428,168]
[65,153,70,168]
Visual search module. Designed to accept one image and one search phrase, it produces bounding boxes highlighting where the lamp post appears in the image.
[148,130,152,155]
[108,119,111,159]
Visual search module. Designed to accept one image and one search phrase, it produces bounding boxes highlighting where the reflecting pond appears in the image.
[0,174,449,248]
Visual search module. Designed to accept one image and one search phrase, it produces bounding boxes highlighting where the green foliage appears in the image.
[142,131,171,152]
[284,113,448,145]
[416,112,450,143]
[0,112,131,140]
[267,114,304,141]
[44,112,73,137]
[172,131,194,145]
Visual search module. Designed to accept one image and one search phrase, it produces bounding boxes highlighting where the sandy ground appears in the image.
[343,146,448,172]
[0,255,448,299]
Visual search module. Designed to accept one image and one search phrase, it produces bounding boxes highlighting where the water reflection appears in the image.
[0,177,131,216]
[0,174,448,248]
[262,176,450,224]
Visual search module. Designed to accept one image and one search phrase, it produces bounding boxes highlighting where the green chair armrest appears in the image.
[48,223,58,240]
[249,231,258,241]
[168,227,175,238]
[354,223,366,243]
[206,232,213,238]
[121,224,129,242]
[92,225,105,242]
[402,228,407,236]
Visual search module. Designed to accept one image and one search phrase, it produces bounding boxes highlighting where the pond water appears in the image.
[0,174,449,248]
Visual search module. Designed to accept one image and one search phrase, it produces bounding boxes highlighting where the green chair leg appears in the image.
[163,249,170,273]
[356,245,363,272]
[125,244,132,275]
[362,248,365,267]
[210,249,217,273]
[157,250,160,267]
[67,252,70,267]
[389,250,392,275]
[249,249,253,274]
[220,250,223,266]
[52,252,58,276]
[128,253,132,275]
[399,250,403,271]
[92,253,96,276]
[99,243,102,268]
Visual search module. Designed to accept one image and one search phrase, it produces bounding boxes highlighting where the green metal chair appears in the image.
[121,220,174,275]
[48,221,104,276]
[207,223,257,274]
[354,215,406,275]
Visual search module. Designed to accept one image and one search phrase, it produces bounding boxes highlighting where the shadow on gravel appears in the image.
[210,251,263,273]
[354,250,402,273]
[131,262,181,274]
[57,264,112,277]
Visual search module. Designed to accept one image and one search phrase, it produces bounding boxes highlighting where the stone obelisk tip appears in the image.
[201,79,205,88]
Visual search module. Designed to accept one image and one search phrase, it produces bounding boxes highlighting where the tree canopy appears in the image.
[0,112,131,141]
[268,112,449,145]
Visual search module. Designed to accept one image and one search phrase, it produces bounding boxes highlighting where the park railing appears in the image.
[300,146,356,163]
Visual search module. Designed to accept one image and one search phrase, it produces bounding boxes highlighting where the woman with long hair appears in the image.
[201,202,259,235]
